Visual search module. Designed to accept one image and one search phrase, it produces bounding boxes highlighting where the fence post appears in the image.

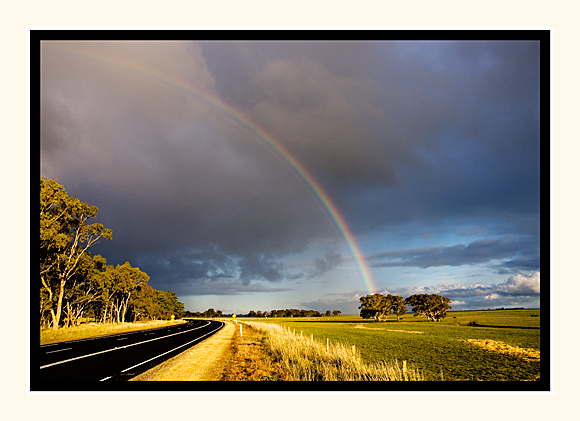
[240,324,243,337]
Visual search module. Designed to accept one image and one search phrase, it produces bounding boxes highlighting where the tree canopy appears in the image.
[40,178,185,329]
[40,178,112,329]
[359,293,451,322]
[404,294,452,322]
[359,294,406,322]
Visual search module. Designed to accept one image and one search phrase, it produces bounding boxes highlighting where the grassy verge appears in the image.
[221,323,289,381]
[40,320,185,345]
[247,322,425,381]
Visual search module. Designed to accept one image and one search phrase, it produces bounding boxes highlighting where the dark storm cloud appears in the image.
[40,39,541,296]
[239,252,284,285]
[369,236,539,273]
[165,278,292,297]
[201,40,540,237]
[138,245,239,284]
[41,41,338,292]
[309,251,344,279]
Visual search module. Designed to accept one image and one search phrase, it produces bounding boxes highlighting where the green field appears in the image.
[239,309,541,381]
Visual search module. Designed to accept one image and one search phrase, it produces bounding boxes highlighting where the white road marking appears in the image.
[46,347,72,354]
[103,323,224,380]
[40,321,212,369]
[40,321,192,348]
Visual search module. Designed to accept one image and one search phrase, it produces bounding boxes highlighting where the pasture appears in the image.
[240,309,541,381]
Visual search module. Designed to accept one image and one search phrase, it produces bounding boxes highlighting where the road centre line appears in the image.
[39,321,211,369]
[101,323,224,380]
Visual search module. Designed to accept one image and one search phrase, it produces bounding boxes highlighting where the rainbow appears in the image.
[42,42,378,294]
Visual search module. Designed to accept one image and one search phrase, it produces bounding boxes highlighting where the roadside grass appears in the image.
[40,320,186,345]
[247,322,425,381]
[236,310,541,381]
[221,323,289,381]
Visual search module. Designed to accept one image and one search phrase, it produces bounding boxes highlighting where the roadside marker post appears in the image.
[240,324,243,337]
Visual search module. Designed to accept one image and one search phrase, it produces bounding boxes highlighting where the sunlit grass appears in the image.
[248,322,425,381]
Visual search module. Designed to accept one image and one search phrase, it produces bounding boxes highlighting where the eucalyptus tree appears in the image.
[389,295,407,322]
[359,294,392,322]
[405,294,452,322]
[40,178,112,329]
[127,283,156,321]
[103,262,150,323]
[207,308,217,318]
[61,253,107,327]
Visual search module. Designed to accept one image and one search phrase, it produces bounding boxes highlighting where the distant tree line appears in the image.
[183,309,343,318]
[247,309,342,318]
[184,308,223,318]
[40,178,185,330]
[359,293,452,322]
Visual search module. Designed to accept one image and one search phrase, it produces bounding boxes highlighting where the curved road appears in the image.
[33,319,224,389]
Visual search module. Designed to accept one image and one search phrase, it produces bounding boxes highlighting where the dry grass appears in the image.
[248,322,425,381]
[464,339,541,362]
[221,323,289,381]
[40,320,185,345]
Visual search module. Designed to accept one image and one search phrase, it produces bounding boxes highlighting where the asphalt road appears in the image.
[32,319,224,389]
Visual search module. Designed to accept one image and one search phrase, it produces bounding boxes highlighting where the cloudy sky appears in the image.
[39,37,542,314]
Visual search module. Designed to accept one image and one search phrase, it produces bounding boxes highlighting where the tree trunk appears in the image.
[114,299,122,323]
[49,308,57,330]
[121,293,131,323]
[64,302,72,328]
[52,279,66,330]
[41,275,57,329]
